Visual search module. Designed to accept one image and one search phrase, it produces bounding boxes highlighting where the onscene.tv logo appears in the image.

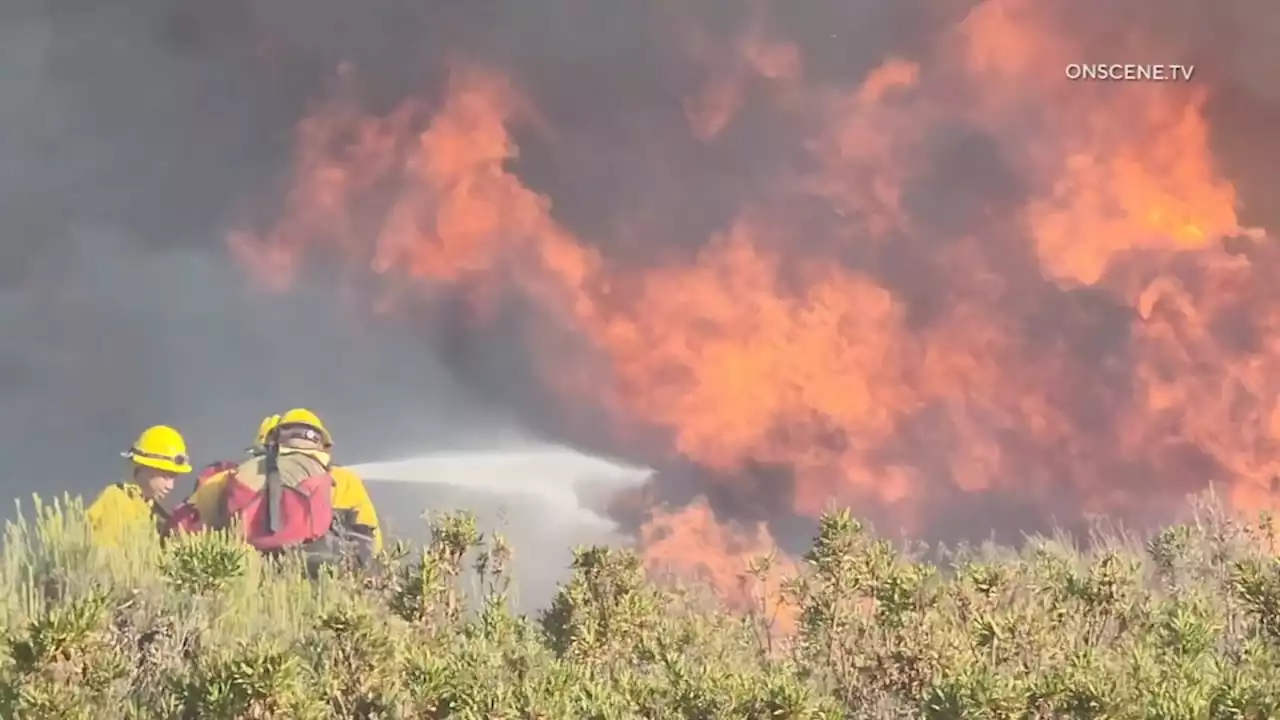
[1064,63,1195,82]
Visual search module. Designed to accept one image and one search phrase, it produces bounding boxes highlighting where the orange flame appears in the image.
[230,1,1273,602]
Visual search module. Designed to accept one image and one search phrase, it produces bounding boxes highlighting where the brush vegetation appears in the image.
[2,494,1280,718]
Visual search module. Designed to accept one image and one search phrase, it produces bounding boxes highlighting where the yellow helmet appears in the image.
[254,414,282,446]
[277,407,332,447]
[122,425,192,474]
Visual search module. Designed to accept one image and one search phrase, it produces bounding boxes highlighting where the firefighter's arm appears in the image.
[331,467,383,552]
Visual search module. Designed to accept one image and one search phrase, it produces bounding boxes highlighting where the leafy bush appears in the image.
[1,492,1279,718]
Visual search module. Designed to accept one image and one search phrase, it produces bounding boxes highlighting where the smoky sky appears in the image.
[5,0,1280,579]
[0,1,515,509]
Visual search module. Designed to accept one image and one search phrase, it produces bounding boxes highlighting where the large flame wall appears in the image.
[228,0,1280,592]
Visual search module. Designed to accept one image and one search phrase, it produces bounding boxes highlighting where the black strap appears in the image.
[264,427,283,534]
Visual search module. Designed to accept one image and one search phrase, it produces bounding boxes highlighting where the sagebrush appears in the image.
[2,493,1279,718]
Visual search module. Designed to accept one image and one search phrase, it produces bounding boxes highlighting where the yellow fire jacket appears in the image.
[85,481,163,547]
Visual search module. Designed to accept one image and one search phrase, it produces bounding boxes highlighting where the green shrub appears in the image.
[1,493,1279,717]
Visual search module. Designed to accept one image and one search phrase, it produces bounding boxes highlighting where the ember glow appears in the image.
[228,0,1277,602]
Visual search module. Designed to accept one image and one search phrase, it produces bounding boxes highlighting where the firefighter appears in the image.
[169,408,383,555]
[86,424,192,545]
[248,413,282,457]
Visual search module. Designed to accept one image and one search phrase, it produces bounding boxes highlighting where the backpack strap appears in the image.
[150,499,171,527]
[263,426,283,535]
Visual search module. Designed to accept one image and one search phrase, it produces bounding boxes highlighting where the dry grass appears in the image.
[2,492,1279,718]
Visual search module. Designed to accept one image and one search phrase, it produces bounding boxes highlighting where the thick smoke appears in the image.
[5,0,1280,602]
[0,0,601,601]
[0,0,497,482]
